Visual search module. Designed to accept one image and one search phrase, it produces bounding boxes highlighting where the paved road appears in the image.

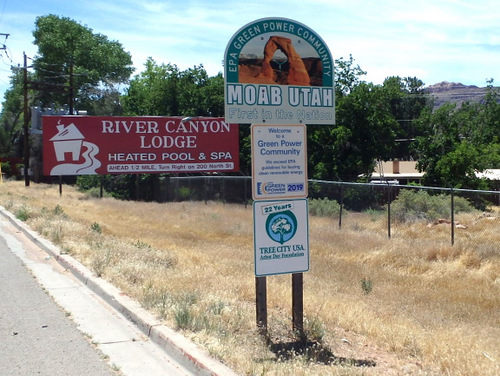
[0,212,196,376]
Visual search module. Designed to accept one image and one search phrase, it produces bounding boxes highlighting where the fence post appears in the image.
[450,188,455,246]
[100,175,104,198]
[222,177,226,205]
[338,183,344,229]
[387,183,391,239]
[244,176,248,209]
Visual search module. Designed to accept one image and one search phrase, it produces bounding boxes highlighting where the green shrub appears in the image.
[361,277,373,295]
[76,175,102,191]
[391,189,475,223]
[90,222,102,234]
[53,204,64,215]
[15,205,31,221]
[343,184,380,211]
[308,198,341,217]
[76,176,117,199]
[1,161,11,176]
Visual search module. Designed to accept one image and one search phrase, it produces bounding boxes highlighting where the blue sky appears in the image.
[0,0,499,105]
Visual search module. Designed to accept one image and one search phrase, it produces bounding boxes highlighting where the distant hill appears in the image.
[426,81,497,109]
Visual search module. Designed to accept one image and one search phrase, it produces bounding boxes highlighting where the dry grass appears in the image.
[1,181,499,375]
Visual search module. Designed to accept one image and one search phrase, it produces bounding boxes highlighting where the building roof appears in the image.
[371,160,423,180]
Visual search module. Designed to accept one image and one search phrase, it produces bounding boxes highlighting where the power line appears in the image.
[0,33,11,64]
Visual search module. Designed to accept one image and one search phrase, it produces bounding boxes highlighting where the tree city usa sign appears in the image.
[253,199,309,276]
[42,116,239,175]
[224,17,335,125]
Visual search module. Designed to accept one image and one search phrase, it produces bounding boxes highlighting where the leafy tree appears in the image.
[382,76,431,159]
[79,84,125,116]
[31,14,134,113]
[334,54,367,96]
[177,66,223,116]
[123,59,223,117]
[306,58,433,183]
[308,82,400,181]
[117,61,226,200]
[414,83,500,189]
[0,15,135,179]
[414,102,464,186]
[123,59,180,116]
[0,68,29,157]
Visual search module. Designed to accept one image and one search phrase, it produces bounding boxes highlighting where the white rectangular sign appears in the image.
[225,85,335,125]
[251,124,307,200]
[253,199,309,276]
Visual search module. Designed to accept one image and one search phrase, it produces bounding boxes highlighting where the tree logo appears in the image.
[265,210,297,244]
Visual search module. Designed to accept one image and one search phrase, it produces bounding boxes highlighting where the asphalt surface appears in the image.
[0,207,237,376]
[0,216,115,375]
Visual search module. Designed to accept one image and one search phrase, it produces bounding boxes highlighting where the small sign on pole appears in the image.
[253,199,309,276]
[251,124,307,200]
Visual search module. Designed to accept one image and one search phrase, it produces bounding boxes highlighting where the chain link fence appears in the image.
[149,175,500,247]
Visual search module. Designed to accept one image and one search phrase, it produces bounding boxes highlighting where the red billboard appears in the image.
[42,116,239,176]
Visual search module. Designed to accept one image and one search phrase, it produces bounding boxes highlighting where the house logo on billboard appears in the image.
[49,121,101,175]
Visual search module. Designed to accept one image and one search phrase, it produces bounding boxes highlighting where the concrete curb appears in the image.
[1,206,238,376]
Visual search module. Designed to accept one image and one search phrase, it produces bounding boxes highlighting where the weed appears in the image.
[174,292,199,330]
[140,284,171,318]
[361,277,373,295]
[1,181,499,376]
[110,363,121,372]
[303,317,326,342]
[50,223,64,244]
[60,246,72,255]
[209,300,226,316]
[175,305,194,330]
[133,240,151,249]
[3,199,13,210]
[15,205,31,221]
[90,250,112,277]
[90,222,102,234]
[85,187,102,198]
[53,204,64,215]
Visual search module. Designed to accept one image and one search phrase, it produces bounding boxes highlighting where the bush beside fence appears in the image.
[84,175,500,247]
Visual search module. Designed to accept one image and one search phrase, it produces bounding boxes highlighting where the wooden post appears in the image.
[23,52,30,187]
[255,276,267,336]
[292,272,304,336]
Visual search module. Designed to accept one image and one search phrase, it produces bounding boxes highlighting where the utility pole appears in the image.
[69,58,74,115]
[23,52,30,187]
[22,53,74,188]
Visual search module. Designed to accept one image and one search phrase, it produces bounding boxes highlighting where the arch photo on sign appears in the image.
[224,17,335,125]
